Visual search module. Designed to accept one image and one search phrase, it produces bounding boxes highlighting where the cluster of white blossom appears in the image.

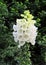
[13,18,38,48]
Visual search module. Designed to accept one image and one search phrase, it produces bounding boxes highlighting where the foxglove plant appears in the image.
[13,10,38,48]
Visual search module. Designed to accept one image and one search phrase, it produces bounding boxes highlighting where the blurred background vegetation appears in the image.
[0,0,46,65]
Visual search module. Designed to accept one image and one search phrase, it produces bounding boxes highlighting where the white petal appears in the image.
[18,34,23,40]
[23,33,29,41]
[31,40,36,45]
[14,37,18,42]
[19,41,25,46]
[13,24,17,31]
[17,28,23,34]
[13,32,17,38]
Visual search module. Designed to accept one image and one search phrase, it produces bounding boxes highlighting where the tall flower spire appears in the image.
[13,10,38,48]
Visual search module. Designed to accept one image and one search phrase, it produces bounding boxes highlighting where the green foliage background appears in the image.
[0,0,46,65]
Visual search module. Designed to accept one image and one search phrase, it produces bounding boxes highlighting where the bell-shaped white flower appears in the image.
[13,24,17,31]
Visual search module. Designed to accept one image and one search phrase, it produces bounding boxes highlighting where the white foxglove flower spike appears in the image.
[13,10,38,48]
